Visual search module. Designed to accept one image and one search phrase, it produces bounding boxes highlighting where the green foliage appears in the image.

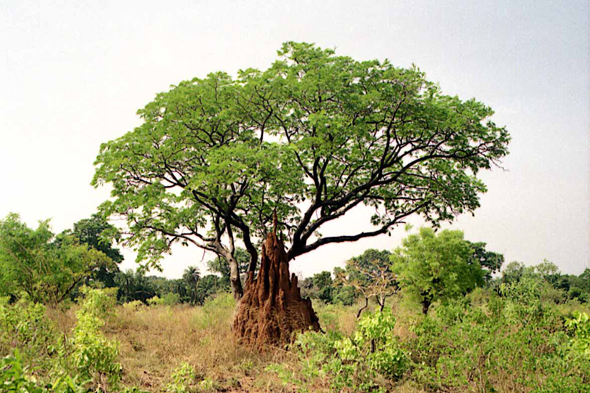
[0,296,56,360]
[466,241,504,281]
[193,293,235,330]
[311,271,334,304]
[65,287,122,389]
[124,300,146,311]
[165,362,196,393]
[337,249,396,314]
[0,288,128,392]
[60,214,123,288]
[332,285,355,306]
[115,266,226,307]
[406,293,589,392]
[0,349,46,393]
[207,248,250,286]
[114,269,158,303]
[161,293,180,306]
[92,42,509,291]
[181,266,201,305]
[565,311,590,357]
[282,310,409,392]
[0,213,115,305]
[392,228,485,314]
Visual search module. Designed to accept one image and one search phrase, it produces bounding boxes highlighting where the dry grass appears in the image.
[45,294,424,392]
[106,295,320,392]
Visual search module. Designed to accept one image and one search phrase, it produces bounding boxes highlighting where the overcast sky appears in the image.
[1,0,588,278]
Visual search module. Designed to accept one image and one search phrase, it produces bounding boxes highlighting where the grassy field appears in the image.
[3,287,589,392]
[45,294,421,392]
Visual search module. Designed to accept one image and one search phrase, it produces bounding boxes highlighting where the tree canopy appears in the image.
[336,249,397,316]
[392,228,486,314]
[92,42,509,297]
[0,213,115,304]
[60,214,123,288]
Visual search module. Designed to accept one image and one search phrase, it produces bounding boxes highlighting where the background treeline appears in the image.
[1,214,589,311]
[0,213,242,307]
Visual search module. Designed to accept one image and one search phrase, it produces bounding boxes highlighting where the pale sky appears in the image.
[1,0,588,278]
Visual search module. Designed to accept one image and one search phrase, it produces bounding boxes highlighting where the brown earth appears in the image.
[233,227,320,350]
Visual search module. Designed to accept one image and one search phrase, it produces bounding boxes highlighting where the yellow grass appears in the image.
[46,295,424,392]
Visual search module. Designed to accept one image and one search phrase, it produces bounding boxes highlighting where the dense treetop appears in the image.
[93,42,510,275]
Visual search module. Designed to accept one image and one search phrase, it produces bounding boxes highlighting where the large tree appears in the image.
[93,42,509,344]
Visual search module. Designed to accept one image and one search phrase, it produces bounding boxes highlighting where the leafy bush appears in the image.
[281,309,409,392]
[123,300,146,311]
[0,348,89,393]
[166,362,197,393]
[193,293,235,330]
[0,295,57,360]
[0,349,45,393]
[566,311,590,357]
[67,287,121,389]
[406,295,589,392]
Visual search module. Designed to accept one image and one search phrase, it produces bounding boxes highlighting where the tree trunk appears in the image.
[233,229,320,350]
[357,297,369,319]
[227,255,244,300]
[422,299,431,315]
[377,295,387,312]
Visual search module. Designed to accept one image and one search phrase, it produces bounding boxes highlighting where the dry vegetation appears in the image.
[5,282,590,393]
[47,294,376,392]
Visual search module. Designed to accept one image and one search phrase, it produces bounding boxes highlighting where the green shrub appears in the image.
[0,348,88,393]
[0,296,57,359]
[166,362,197,393]
[123,299,146,310]
[193,293,235,330]
[406,295,589,392]
[282,309,408,392]
[566,311,590,357]
[0,349,45,393]
[55,287,122,390]
[161,293,181,306]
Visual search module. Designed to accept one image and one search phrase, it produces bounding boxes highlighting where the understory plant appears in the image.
[271,309,409,392]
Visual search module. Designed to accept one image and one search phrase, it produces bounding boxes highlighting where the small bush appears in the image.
[166,362,197,393]
[124,300,146,311]
[0,295,57,359]
[566,311,590,357]
[282,309,409,392]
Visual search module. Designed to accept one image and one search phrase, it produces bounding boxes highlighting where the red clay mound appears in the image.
[233,230,320,350]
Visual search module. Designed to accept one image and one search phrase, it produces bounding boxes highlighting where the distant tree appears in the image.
[392,228,485,315]
[182,266,201,304]
[312,271,334,304]
[195,275,225,304]
[0,213,115,304]
[333,285,355,306]
[534,260,560,283]
[299,276,315,299]
[336,249,397,317]
[467,241,504,281]
[61,214,123,287]
[501,261,527,284]
[114,269,157,303]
